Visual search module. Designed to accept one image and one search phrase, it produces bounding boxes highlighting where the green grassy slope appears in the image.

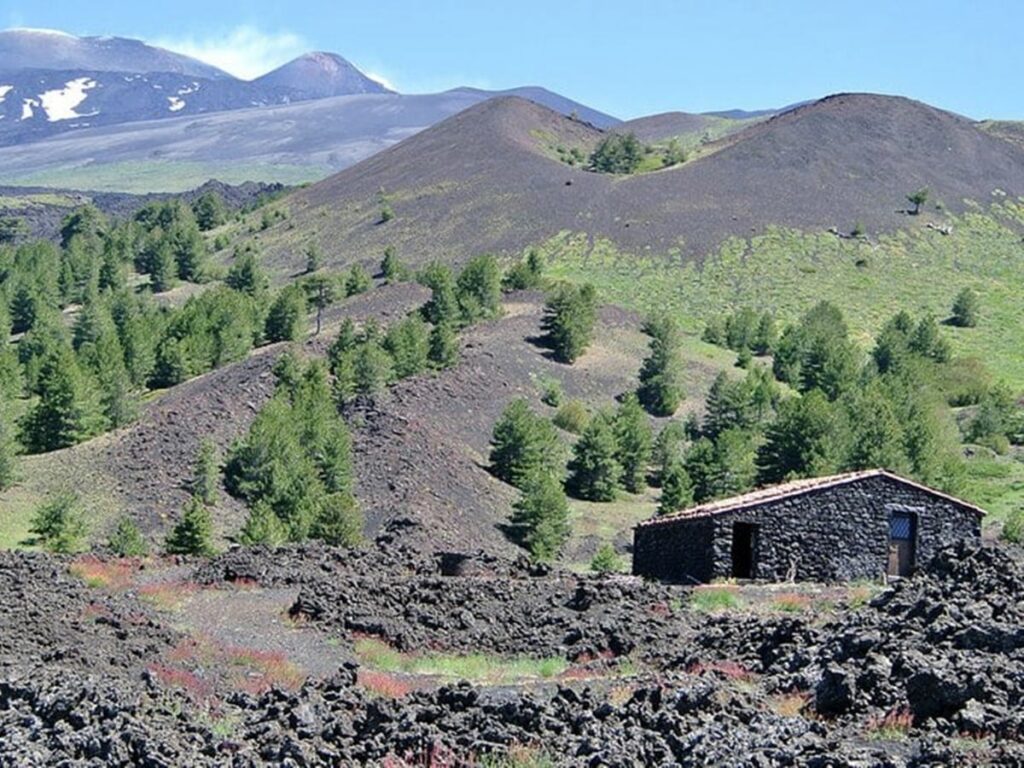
[543,204,1024,387]
[3,161,328,194]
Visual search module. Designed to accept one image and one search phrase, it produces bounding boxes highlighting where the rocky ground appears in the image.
[2,539,1024,766]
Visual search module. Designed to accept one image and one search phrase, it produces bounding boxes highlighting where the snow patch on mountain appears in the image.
[21,98,37,119]
[39,77,98,121]
[168,96,185,112]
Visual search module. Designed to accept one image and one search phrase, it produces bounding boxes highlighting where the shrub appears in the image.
[906,187,929,215]
[553,399,589,434]
[30,492,88,553]
[1001,508,1024,544]
[503,250,545,291]
[590,543,622,574]
[108,516,148,557]
[536,375,563,407]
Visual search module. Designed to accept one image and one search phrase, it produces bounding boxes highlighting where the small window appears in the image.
[889,513,914,540]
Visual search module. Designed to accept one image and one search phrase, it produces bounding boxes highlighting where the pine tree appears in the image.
[30,492,87,553]
[10,283,39,334]
[428,320,459,369]
[98,245,126,293]
[384,315,430,379]
[566,411,622,501]
[354,341,394,394]
[238,499,288,546]
[381,247,404,283]
[305,243,323,274]
[225,250,268,298]
[542,283,598,364]
[21,347,103,453]
[344,264,372,296]
[456,254,502,323]
[148,240,177,293]
[328,318,359,375]
[192,191,226,231]
[637,314,684,416]
[614,393,652,493]
[657,460,694,515]
[165,495,215,556]
[172,223,209,283]
[511,470,570,561]
[265,285,307,342]
[703,372,755,439]
[752,313,777,355]
[843,384,908,473]
[108,516,148,556]
[489,399,562,488]
[192,439,220,506]
[304,274,336,336]
[653,420,687,484]
[420,263,459,326]
[0,403,17,490]
[312,492,364,547]
[757,390,840,484]
[951,287,979,328]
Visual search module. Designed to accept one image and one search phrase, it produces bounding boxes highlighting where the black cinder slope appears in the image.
[267,93,1024,271]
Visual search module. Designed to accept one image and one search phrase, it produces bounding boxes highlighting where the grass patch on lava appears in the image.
[157,634,306,697]
[139,581,201,611]
[68,555,138,589]
[689,585,742,612]
[353,636,567,684]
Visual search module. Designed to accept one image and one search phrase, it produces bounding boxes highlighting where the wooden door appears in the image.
[887,512,916,577]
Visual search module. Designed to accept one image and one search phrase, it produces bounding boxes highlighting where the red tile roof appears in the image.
[637,469,986,528]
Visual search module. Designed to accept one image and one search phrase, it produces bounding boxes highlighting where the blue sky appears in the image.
[4,0,1021,119]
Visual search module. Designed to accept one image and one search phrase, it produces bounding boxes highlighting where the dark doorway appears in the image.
[887,512,916,577]
[731,523,757,579]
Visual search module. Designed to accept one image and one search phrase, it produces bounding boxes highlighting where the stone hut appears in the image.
[632,469,983,583]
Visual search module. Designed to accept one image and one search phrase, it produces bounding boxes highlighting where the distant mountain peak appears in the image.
[0,28,230,79]
[253,51,392,96]
[4,27,76,38]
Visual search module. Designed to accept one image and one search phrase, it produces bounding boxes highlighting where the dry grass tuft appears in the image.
[68,555,138,590]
